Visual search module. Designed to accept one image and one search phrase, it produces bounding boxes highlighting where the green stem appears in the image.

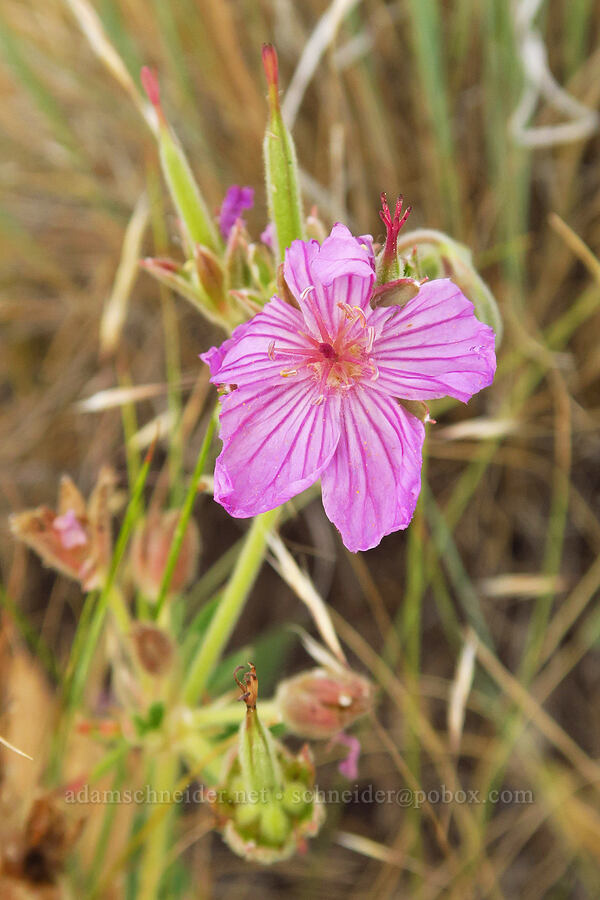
[49,446,154,781]
[153,408,218,620]
[137,752,179,900]
[183,507,281,706]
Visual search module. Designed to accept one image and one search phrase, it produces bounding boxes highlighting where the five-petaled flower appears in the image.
[201,224,496,551]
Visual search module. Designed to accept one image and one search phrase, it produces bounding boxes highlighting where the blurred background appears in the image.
[1,0,600,897]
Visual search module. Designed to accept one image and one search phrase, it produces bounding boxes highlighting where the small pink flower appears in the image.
[202,223,496,551]
[260,222,275,249]
[219,185,254,239]
[53,508,88,549]
[333,733,361,780]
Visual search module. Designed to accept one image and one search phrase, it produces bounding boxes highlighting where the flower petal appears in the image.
[284,225,375,340]
[214,381,341,517]
[200,298,307,387]
[320,386,424,552]
[372,279,496,403]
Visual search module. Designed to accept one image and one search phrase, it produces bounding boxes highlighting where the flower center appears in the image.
[318,342,336,359]
[270,305,379,401]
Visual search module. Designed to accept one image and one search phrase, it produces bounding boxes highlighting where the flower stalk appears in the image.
[183,506,281,705]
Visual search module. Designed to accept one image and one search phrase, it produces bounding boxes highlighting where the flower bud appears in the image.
[194,244,226,310]
[131,624,174,676]
[395,228,503,344]
[141,67,219,253]
[130,510,200,602]
[262,44,304,260]
[275,667,375,740]
[212,665,324,863]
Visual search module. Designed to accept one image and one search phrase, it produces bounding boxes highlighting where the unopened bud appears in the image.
[194,245,226,308]
[140,66,219,252]
[275,667,375,740]
[130,510,200,602]
[131,624,174,676]
[262,44,304,260]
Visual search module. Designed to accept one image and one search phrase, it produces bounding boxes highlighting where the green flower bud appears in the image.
[261,45,304,261]
[141,67,219,253]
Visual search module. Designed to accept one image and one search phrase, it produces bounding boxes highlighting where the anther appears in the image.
[280,368,299,377]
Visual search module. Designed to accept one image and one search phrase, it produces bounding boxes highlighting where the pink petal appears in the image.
[201,298,308,388]
[284,224,375,340]
[53,509,88,549]
[214,380,341,517]
[372,279,496,403]
[320,386,424,552]
[260,222,275,249]
[334,733,361,780]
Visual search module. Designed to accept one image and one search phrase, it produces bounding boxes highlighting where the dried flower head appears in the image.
[9,468,115,591]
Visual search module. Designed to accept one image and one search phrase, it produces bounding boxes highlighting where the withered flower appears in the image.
[9,468,115,591]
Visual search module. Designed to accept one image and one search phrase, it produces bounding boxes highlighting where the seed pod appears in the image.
[212,664,324,864]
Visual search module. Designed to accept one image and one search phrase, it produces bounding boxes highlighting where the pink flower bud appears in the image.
[130,510,200,602]
[275,667,375,740]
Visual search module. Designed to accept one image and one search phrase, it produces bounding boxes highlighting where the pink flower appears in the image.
[201,223,496,551]
[53,508,88,549]
[332,733,361,780]
[218,185,254,239]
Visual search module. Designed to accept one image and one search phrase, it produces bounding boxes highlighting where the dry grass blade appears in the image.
[0,734,33,760]
[267,533,346,663]
[99,192,150,357]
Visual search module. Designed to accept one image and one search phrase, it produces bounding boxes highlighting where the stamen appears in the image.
[370,363,380,381]
[280,368,298,377]
[365,327,375,352]
[311,394,325,406]
[300,284,316,300]
[336,302,367,328]
[267,340,276,360]
[353,307,367,328]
